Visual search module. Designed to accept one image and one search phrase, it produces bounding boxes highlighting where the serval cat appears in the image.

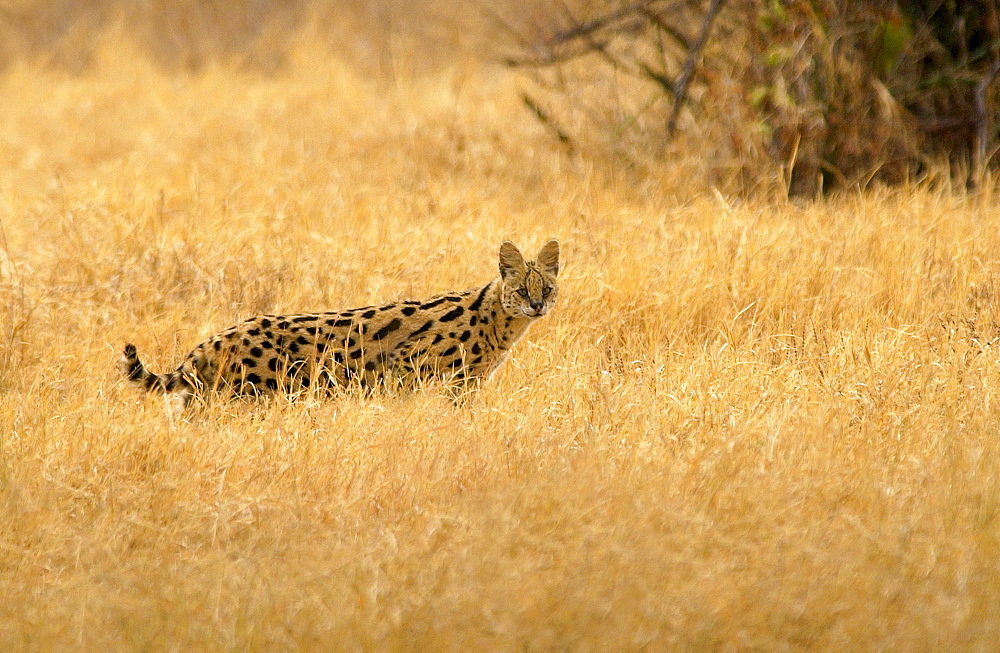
[120,240,559,408]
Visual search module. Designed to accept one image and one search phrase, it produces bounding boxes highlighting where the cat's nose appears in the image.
[530,300,543,312]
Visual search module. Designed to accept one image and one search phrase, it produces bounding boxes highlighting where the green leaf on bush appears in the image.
[871,15,911,76]
[749,85,771,108]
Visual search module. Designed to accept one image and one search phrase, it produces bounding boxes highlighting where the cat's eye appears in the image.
[517,288,529,298]
[542,287,551,297]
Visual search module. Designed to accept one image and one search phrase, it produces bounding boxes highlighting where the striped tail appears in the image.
[120,343,178,393]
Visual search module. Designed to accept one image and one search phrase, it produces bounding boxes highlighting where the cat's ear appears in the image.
[499,241,526,279]
[536,239,559,277]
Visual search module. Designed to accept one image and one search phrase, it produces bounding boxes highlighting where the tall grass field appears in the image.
[2,8,1000,649]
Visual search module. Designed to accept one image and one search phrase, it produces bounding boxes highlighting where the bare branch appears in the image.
[548,0,661,46]
[521,92,574,148]
[638,60,677,98]
[667,0,727,136]
[639,6,692,50]
[504,39,613,68]
[584,31,642,77]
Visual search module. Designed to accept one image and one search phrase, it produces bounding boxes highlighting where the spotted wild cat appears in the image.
[120,240,560,406]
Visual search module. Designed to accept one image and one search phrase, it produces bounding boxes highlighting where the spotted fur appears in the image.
[119,240,559,406]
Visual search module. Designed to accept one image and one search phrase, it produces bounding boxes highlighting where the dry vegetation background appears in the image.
[2,0,1000,649]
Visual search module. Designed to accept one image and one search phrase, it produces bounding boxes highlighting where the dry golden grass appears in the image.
[3,27,1000,650]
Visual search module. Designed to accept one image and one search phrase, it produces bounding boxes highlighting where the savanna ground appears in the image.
[2,4,1000,650]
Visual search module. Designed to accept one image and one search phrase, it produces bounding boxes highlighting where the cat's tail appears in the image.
[119,343,184,394]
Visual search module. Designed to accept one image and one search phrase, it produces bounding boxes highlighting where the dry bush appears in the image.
[744,0,1000,195]
[498,0,1000,196]
[497,0,755,189]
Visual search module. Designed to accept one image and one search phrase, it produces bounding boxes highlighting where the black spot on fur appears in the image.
[442,345,457,357]
[268,358,279,371]
[278,321,290,329]
[401,306,417,316]
[470,316,477,326]
[250,347,263,357]
[296,336,309,345]
[362,309,377,319]
[459,331,471,342]
[260,319,272,328]
[472,343,481,355]
[242,358,256,367]
[333,351,344,363]
[364,361,377,371]
[292,315,312,323]
[262,341,273,349]
[265,331,274,339]
[371,318,401,341]
[350,349,363,359]
[446,295,461,302]
[421,297,447,310]
[346,338,356,348]
[305,326,318,335]
[440,306,464,322]
[410,321,434,338]
[248,328,260,336]
[289,342,300,353]
[265,378,279,390]
[329,318,352,327]
[247,373,262,385]
[432,334,444,344]
[469,283,491,312]
[470,356,482,365]
[242,338,251,346]
[213,341,222,351]
[316,342,327,353]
